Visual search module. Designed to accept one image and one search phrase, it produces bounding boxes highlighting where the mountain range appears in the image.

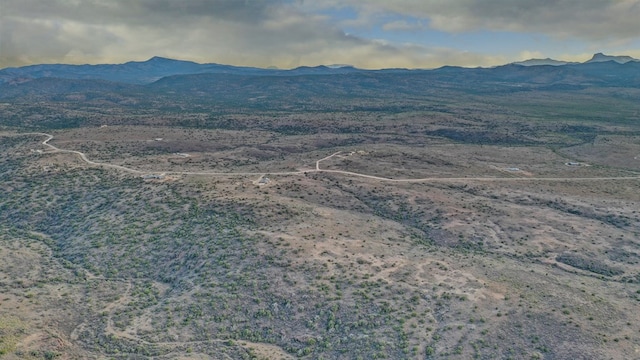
[0,56,363,85]
[1,53,639,103]
[0,53,637,85]
[514,53,638,67]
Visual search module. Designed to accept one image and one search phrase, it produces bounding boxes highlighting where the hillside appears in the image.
[1,57,640,359]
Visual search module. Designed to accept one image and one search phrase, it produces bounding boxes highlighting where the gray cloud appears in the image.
[136,0,274,21]
[308,0,640,41]
[5,0,635,69]
[3,0,278,26]
[2,0,505,69]
[0,1,315,67]
[430,0,640,40]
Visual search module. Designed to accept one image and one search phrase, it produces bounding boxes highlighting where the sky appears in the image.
[2,0,640,69]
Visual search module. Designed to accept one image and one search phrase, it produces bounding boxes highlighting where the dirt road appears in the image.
[5,132,640,183]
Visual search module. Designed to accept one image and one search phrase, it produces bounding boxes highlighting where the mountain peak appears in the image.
[327,64,355,69]
[146,56,178,63]
[586,53,638,64]
[513,58,574,66]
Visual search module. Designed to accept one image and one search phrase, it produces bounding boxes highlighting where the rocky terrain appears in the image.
[1,57,640,359]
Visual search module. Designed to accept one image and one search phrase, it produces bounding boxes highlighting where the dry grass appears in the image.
[1,121,640,359]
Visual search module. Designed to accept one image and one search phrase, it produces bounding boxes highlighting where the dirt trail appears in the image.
[5,132,640,183]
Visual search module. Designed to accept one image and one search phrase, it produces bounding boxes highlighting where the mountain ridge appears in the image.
[1,54,639,98]
[1,53,638,86]
[0,57,366,85]
[513,52,638,67]
[512,58,577,66]
[586,52,638,64]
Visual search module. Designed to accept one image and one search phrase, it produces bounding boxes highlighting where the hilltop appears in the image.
[585,52,638,64]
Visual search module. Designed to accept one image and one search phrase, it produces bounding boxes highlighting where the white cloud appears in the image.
[0,0,509,69]
[2,0,638,69]
[301,0,640,41]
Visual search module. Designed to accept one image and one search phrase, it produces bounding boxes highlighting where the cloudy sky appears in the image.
[2,0,640,69]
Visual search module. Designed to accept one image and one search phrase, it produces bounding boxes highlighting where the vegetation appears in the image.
[1,69,640,358]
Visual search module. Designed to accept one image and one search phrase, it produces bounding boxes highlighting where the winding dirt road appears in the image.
[5,132,640,183]
[34,132,144,174]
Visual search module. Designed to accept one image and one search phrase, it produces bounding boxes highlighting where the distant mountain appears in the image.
[0,57,362,85]
[0,77,138,101]
[285,65,361,76]
[3,53,639,87]
[2,56,640,103]
[327,64,355,69]
[585,52,638,64]
[513,58,577,66]
[514,53,639,67]
[0,57,277,85]
[567,60,640,85]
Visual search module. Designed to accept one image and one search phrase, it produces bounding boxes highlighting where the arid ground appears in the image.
[1,80,640,359]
